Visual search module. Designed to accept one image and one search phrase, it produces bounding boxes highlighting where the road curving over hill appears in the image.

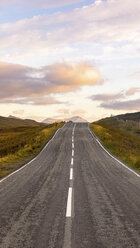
[0,123,139,248]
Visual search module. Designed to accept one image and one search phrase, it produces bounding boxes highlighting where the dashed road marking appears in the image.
[72,149,74,157]
[66,187,72,217]
[71,157,74,165]
[63,124,76,248]
[70,168,73,180]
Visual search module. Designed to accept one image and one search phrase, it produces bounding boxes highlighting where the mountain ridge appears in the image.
[43,116,88,123]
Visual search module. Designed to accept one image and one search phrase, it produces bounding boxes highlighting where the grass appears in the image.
[90,121,140,171]
[0,115,42,127]
[95,116,140,138]
[0,122,64,179]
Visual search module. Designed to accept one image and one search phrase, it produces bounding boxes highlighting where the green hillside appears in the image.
[0,116,43,127]
[117,112,140,122]
[0,116,64,178]
[95,112,140,137]
[90,111,140,171]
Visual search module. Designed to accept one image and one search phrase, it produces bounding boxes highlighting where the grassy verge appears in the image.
[0,122,64,178]
[90,123,140,171]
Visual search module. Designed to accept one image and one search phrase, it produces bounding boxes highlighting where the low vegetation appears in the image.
[0,123,64,178]
[0,115,41,127]
[90,116,140,171]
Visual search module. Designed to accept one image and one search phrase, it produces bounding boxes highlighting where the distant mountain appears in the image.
[43,116,88,123]
[0,116,42,127]
[43,118,64,124]
[67,116,88,123]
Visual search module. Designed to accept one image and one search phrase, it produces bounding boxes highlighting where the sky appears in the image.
[0,0,140,122]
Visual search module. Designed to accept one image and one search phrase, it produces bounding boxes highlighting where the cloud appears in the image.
[100,99,140,111]
[0,0,140,65]
[90,92,125,101]
[90,88,140,111]
[25,115,45,122]
[13,109,25,115]
[58,109,70,115]
[1,97,61,105]
[0,0,85,7]
[71,109,86,115]
[0,0,16,6]
[0,61,102,105]
[30,0,85,8]
[128,72,140,79]
[58,108,86,116]
[57,108,86,119]
[90,87,140,102]
[44,62,103,92]
[126,87,140,96]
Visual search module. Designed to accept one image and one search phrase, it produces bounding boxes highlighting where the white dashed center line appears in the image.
[66,124,75,217]
[72,149,74,157]
[63,124,76,248]
[71,157,74,165]
[66,187,72,217]
[70,168,73,180]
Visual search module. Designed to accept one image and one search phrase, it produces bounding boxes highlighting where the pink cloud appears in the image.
[90,92,125,101]
[100,99,140,111]
[126,87,140,96]
[0,61,103,105]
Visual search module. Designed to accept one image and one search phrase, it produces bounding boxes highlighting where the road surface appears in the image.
[0,123,140,248]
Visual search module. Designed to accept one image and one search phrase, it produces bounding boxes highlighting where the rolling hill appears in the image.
[116,112,140,122]
[90,111,140,171]
[94,111,140,135]
[0,116,42,127]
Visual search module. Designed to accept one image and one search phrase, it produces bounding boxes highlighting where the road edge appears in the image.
[0,123,66,184]
[88,124,140,178]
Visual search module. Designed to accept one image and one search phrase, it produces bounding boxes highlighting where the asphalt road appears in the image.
[0,123,140,248]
